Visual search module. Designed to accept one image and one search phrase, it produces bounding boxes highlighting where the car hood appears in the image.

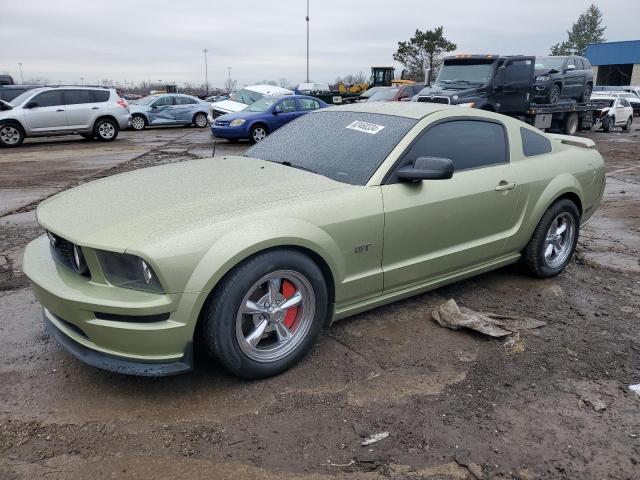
[534,68,559,76]
[210,99,248,113]
[36,157,350,252]
[416,84,480,99]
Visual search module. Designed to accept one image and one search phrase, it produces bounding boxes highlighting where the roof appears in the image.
[585,40,640,66]
[244,84,294,95]
[327,101,452,119]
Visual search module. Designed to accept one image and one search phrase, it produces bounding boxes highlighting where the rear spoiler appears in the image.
[548,134,596,149]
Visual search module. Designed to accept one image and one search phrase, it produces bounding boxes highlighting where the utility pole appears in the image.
[203,48,209,95]
[17,62,24,84]
[80,77,84,85]
[306,0,310,82]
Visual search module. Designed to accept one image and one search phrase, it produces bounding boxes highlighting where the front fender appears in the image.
[183,218,344,325]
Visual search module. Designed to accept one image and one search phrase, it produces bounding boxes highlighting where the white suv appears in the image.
[0,86,131,147]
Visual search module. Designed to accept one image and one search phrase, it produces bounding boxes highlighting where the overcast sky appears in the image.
[1,0,638,88]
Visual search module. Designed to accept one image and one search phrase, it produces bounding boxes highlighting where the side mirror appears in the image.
[396,157,454,182]
[24,101,38,109]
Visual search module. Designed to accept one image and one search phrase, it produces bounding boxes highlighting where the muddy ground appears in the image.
[0,124,639,480]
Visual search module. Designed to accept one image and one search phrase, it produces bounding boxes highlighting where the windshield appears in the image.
[138,95,160,105]
[367,88,399,102]
[535,57,565,71]
[361,87,383,98]
[436,62,494,86]
[8,89,38,106]
[245,111,418,185]
[247,97,279,112]
[230,88,265,105]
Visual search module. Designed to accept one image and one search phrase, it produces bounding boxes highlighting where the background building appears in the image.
[586,40,640,86]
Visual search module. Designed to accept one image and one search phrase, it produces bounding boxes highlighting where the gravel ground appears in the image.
[0,124,639,480]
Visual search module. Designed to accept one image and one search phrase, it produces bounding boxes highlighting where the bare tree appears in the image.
[224,76,237,94]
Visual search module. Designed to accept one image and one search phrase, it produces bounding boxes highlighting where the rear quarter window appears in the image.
[91,90,110,102]
[521,127,552,157]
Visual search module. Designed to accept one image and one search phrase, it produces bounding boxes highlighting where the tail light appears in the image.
[117,98,129,110]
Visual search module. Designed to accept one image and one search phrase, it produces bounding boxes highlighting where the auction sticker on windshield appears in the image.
[346,121,385,135]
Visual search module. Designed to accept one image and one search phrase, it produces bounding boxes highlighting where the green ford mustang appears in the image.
[22,102,605,378]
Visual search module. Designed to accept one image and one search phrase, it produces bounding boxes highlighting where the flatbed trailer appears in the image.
[509,100,602,135]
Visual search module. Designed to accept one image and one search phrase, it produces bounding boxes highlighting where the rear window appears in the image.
[521,127,552,157]
[245,111,418,185]
[91,90,110,102]
[63,89,94,105]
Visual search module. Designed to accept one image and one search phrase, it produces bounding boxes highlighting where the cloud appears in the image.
[1,0,637,87]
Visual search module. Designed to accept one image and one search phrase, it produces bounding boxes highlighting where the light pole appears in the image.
[306,0,310,82]
[203,48,209,95]
[17,62,24,84]
[80,77,84,85]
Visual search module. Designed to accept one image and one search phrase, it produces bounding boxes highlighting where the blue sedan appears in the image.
[129,94,210,130]
[211,95,328,143]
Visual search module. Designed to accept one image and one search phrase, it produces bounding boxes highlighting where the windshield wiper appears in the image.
[281,161,319,175]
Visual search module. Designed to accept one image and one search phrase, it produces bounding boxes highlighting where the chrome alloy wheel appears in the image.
[252,127,267,142]
[98,122,116,139]
[0,126,21,145]
[131,116,145,130]
[236,270,315,363]
[543,212,575,268]
[195,113,208,127]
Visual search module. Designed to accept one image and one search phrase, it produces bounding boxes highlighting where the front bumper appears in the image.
[211,124,249,139]
[117,114,132,129]
[23,235,199,376]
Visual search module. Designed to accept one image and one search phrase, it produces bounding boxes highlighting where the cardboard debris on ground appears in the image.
[432,299,547,344]
[629,384,640,397]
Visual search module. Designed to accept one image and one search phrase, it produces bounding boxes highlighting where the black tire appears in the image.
[193,112,208,128]
[563,112,579,135]
[131,114,147,131]
[249,124,268,144]
[622,116,632,132]
[93,118,118,141]
[602,116,613,133]
[546,83,561,104]
[523,199,580,278]
[201,249,328,379]
[0,122,25,147]
[580,83,592,103]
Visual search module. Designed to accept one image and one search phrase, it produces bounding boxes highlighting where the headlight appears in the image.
[229,119,246,127]
[457,102,476,108]
[96,251,163,293]
[536,76,551,82]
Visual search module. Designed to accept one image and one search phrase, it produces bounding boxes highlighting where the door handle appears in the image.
[495,181,516,191]
[56,109,65,112]
[91,106,99,110]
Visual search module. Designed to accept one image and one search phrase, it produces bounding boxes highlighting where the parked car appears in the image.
[0,85,40,102]
[208,85,293,122]
[533,56,594,104]
[0,75,15,85]
[367,84,425,102]
[591,96,634,132]
[593,91,640,115]
[211,95,328,143]
[128,94,209,130]
[0,86,130,147]
[23,102,605,379]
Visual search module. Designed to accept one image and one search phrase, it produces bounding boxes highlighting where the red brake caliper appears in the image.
[281,280,298,329]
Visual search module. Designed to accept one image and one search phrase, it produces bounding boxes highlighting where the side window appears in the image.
[277,98,297,112]
[32,90,63,107]
[152,96,174,107]
[401,120,508,172]
[63,89,94,105]
[566,59,576,70]
[574,58,584,70]
[520,127,552,157]
[620,98,631,108]
[176,96,197,105]
[91,90,110,102]
[298,98,320,110]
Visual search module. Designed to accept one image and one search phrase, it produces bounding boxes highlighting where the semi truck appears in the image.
[414,55,599,135]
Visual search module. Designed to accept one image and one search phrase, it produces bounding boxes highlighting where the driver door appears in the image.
[272,98,299,130]
[148,95,176,124]
[22,90,68,132]
[381,119,519,293]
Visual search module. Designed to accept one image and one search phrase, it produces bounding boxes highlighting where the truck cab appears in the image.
[413,55,535,114]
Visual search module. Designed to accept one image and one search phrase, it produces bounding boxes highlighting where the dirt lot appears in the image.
[1,124,639,480]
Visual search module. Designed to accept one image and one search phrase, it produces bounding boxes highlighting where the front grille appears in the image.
[47,231,91,278]
[417,96,451,104]
[211,108,228,119]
